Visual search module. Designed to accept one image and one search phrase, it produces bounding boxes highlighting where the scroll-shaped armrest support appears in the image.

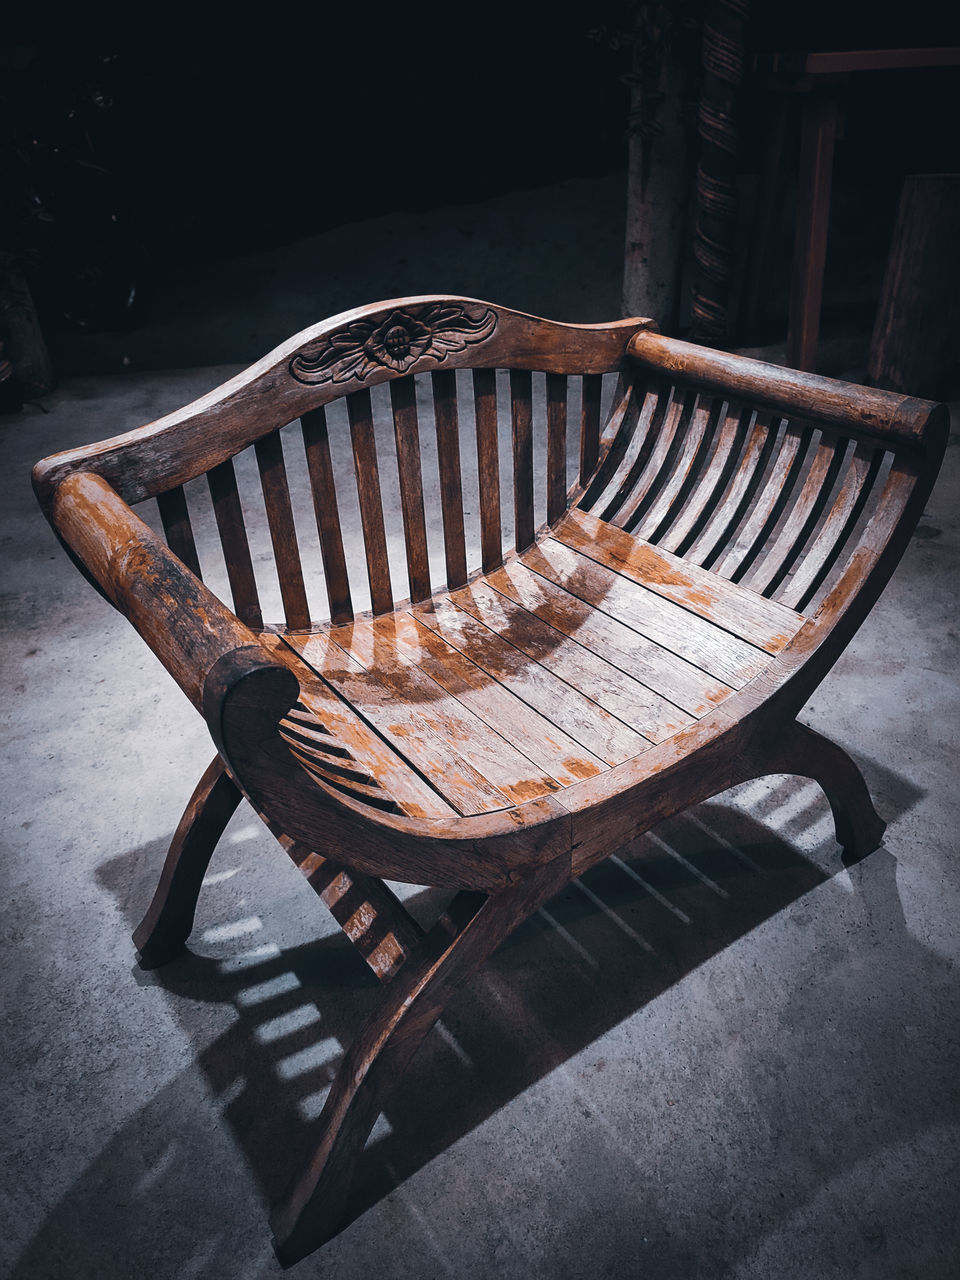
[48,471,299,733]
[626,330,947,451]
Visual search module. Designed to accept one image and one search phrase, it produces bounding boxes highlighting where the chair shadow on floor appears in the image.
[105,757,920,1216]
[17,753,954,1280]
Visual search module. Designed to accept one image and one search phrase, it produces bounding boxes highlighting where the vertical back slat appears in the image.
[741,433,848,596]
[511,368,534,551]
[389,377,431,602]
[156,486,202,579]
[611,385,696,529]
[254,431,311,629]
[577,379,644,512]
[301,407,353,624]
[685,409,777,567]
[546,373,568,525]
[346,389,394,615]
[658,403,750,556]
[206,458,263,628]
[589,381,670,521]
[638,395,719,543]
[722,422,812,582]
[432,370,468,590]
[579,373,603,484]
[473,368,502,573]
[777,443,884,611]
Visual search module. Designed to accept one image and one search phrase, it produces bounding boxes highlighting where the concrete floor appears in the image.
[3,219,960,1277]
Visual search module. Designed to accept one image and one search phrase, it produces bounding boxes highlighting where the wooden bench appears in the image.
[33,297,947,1262]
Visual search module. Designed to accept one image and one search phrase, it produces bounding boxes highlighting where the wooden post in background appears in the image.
[621,10,699,331]
[690,0,751,344]
[867,173,960,400]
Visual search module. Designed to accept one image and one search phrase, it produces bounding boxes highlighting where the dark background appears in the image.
[3,1,960,355]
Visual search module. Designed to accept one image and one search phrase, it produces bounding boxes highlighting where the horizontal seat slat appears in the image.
[520,538,771,686]
[411,595,647,766]
[449,579,693,745]
[555,507,802,649]
[365,611,606,786]
[289,632,513,816]
[265,633,455,819]
[298,625,563,814]
[488,559,731,717]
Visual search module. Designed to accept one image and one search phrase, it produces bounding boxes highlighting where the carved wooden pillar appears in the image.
[690,0,750,343]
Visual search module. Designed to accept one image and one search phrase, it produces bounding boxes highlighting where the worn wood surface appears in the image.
[206,458,263,627]
[35,296,949,1261]
[389,376,432,601]
[133,756,242,966]
[255,430,311,629]
[626,329,935,444]
[473,367,503,572]
[301,406,354,624]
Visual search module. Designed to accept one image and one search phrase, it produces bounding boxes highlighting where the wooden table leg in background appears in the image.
[786,87,841,371]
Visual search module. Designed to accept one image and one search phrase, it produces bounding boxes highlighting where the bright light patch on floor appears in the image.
[227,824,260,845]
[235,971,301,1006]
[611,854,691,923]
[648,831,729,898]
[763,780,820,830]
[219,941,281,972]
[364,1112,394,1146]
[255,1004,322,1044]
[202,866,241,886]
[574,879,656,953]
[298,1086,331,1122]
[538,906,600,970]
[201,915,263,943]
[277,1036,340,1081]
[133,1140,178,1196]
[434,1019,472,1067]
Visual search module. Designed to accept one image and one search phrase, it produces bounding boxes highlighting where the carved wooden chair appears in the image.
[33,297,946,1262]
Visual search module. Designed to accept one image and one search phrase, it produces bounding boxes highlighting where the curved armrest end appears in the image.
[202,645,301,763]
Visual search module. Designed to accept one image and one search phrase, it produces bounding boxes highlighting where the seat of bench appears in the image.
[266,508,804,821]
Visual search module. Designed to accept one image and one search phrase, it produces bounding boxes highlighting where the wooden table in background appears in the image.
[751,47,960,372]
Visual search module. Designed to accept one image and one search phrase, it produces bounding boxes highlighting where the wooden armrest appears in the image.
[626,330,946,449]
[47,471,298,726]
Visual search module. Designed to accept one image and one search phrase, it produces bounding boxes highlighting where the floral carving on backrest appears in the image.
[289,303,498,385]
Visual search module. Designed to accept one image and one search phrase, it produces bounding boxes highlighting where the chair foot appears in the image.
[133,755,242,967]
[269,858,568,1264]
[757,721,886,863]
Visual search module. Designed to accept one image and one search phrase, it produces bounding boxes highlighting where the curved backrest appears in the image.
[34,298,647,628]
[577,332,947,617]
[34,299,944,635]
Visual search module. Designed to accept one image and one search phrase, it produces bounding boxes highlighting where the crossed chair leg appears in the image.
[132,721,887,1262]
